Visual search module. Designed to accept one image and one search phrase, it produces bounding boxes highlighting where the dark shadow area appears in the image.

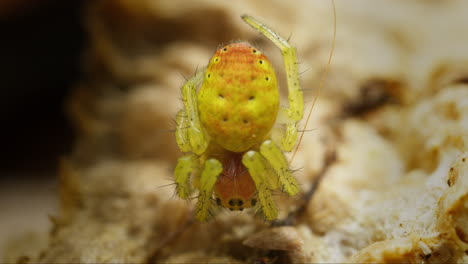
[0,0,84,178]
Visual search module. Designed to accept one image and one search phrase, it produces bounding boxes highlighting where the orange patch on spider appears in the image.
[214,152,257,210]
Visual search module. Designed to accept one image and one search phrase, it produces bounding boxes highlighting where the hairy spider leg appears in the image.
[242,15,303,152]
[259,140,299,195]
[195,159,223,221]
[180,70,208,155]
[174,154,198,199]
[242,151,278,220]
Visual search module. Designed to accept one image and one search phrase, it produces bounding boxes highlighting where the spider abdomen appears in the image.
[198,42,280,152]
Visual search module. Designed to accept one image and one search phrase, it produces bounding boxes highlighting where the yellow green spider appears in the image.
[174,15,303,221]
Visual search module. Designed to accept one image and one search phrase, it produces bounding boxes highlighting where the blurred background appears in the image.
[0,0,84,258]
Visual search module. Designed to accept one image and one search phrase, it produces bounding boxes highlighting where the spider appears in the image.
[174,15,305,221]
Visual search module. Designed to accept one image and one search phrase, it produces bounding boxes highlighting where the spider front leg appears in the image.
[242,15,303,151]
[260,140,299,195]
[195,159,223,221]
[174,70,211,203]
[242,151,278,220]
[178,70,208,155]
[174,154,198,199]
[175,110,190,152]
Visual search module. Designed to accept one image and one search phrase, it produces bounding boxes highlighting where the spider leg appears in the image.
[174,154,198,199]
[259,140,299,196]
[242,151,278,220]
[242,15,302,151]
[180,70,208,155]
[195,158,223,221]
[175,110,190,152]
